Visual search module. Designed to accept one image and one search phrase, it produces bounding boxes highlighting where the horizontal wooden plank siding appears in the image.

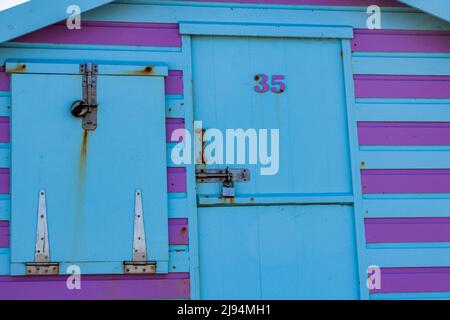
[167,167,187,193]
[0,221,8,248]
[165,70,184,95]
[358,122,450,146]
[0,117,9,143]
[166,118,185,142]
[352,29,450,53]
[0,67,9,92]
[365,218,450,243]
[0,169,8,195]
[0,273,190,299]
[354,75,450,99]
[12,22,182,47]
[361,169,450,194]
[371,267,450,294]
[168,218,189,245]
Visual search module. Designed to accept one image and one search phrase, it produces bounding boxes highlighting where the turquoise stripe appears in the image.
[85,2,450,30]
[364,198,450,218]
[371,292,450,300]
[360,150,450,169]
[353,54,450,76]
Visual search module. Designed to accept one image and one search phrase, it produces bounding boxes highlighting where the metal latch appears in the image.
[124,190,157,274]
[71,63,98,131]
[26,190,59,275]
[196,168,250,197]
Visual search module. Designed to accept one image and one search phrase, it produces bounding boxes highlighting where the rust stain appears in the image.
[180,227,187,234]
[73,130,89,256]
[219,196,235,205]
[9,64,26,73]
[76,130,89,213]
[79,129,89,174]
[194,128,206,164]
[130,66,155,76]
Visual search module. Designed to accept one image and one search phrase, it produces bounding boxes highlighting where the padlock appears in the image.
[71,100,89,118]
[222,186,235,198]
[222,170,235,197]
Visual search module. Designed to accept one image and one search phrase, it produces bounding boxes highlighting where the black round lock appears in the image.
[71,100,89,118]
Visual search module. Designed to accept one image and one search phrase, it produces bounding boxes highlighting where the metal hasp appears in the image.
[123,190,157,274]
[71,63,98,130]
[25,190,59,275]
[195,168,250,198]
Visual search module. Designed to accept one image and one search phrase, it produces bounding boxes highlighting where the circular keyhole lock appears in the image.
[71,100,89,118]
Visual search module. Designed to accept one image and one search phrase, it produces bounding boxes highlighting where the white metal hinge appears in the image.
[123,190,156,274]
[25,189,59,275]
[71,63,98,130]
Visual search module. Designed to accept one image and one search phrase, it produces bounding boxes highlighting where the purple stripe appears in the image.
[0,67,9,92]
[0,221,9,248]
[352,29,450,53]
[12,21,181,47]
[361,169,450,194]
[0,220,9,248]
[167,167,187,193]
[0,273,189,299]
[365,218,450,243]
[183,0,403,6]
[166,118,185,142]
[371,267,450,294]
[354,75,450,99]
[0,168,9,195]
[358,122,450,146]
[0,117,10,143]
[169,218,189,245]
[165,70,183,95]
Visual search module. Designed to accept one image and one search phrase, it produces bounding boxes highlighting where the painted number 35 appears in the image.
[254,74,286,94]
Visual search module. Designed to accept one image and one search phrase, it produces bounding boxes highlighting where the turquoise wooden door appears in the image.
[9,62,169,275]
[192,36,359,299]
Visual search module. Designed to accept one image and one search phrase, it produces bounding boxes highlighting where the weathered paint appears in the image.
[168,218,189,245]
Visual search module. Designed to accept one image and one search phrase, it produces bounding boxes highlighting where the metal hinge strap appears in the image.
[80,63,98,130]
[195,168,250,184]
[124,190,156,274]
[26,189,59,275]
